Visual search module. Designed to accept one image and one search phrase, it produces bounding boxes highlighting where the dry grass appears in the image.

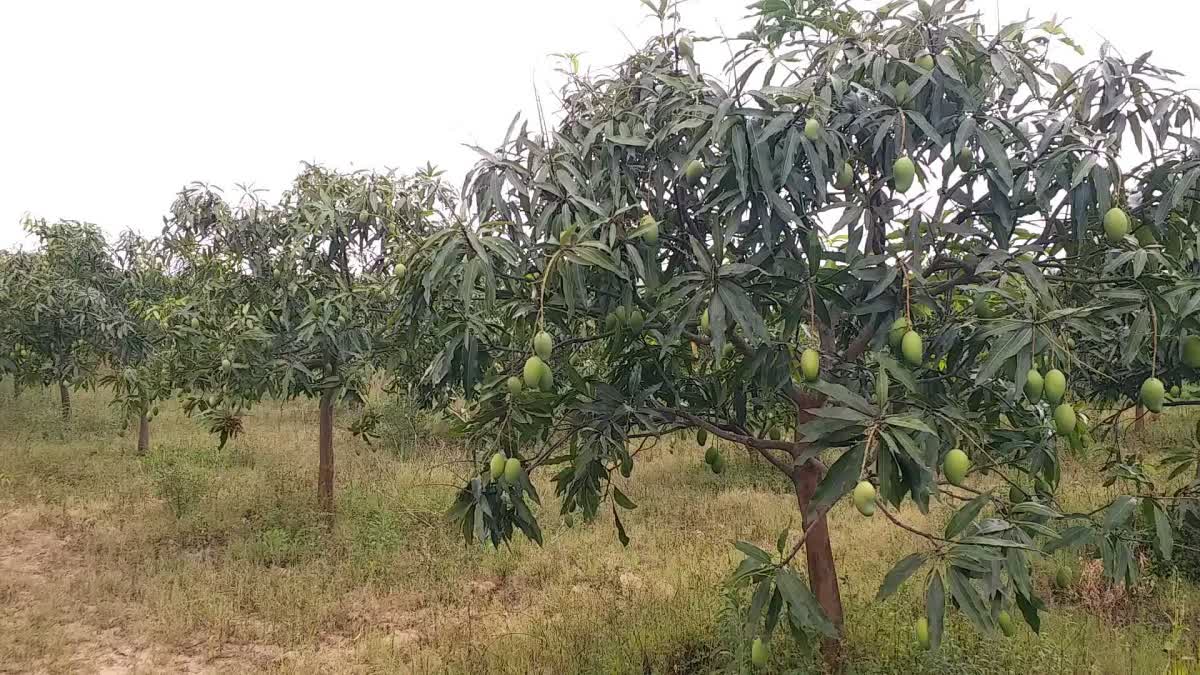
[1,384,1198,673]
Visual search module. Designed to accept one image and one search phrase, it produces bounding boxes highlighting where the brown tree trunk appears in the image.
[12,378,20,399]
[137,413,151,455]
[1134,403,1145,433]
[317,391,335,528]
[791,459,845,667]
[59,382,71,420]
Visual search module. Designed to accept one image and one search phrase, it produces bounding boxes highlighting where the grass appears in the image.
[1,383,1198,673]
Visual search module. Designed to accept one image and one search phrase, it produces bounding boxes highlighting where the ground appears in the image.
[0,385,1197,674]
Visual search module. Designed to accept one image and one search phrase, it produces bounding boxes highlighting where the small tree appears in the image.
[101,231,175,454]
[162,166,454,524]
[1,219,115,420]
[404,0,1200,663]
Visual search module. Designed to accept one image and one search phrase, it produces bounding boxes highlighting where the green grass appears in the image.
[1,382,1198,673]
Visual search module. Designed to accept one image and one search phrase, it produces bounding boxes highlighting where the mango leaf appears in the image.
[809,444,867,518]
[876,552,927,600]
[946,493,991,539]
[927,570,946,651]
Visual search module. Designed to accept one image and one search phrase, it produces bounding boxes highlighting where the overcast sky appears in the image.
[1,0,1196,249]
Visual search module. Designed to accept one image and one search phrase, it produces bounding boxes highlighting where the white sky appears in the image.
[1,0,1196,249]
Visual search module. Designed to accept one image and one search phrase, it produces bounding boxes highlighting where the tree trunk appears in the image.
[12,378,20,399]
[59,382,71,420]
[137,414,151,455]
[318,391,335,528]
[1134,403,1145,433]
[791,460,845,667]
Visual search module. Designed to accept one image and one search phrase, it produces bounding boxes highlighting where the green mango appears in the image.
[804,118,821,140]
[800,348,821,382]
[533,331,553,360]
[523,356,547,389]
[1043,369,1066,404]
[832,162,854,190]
[503,457,522,483]
[1103,207,1129,244]
[915,617,930,650]
[751,637,768,667]
[1183,335,1200,368]
[1053,403,1076,435]
[489,452,507,480]
[894,156,916,193]
[901,330,923,366]
[1141,377,1165,413]
[853,480,876,516]
[943,448,970,486]
[506,376,523,395]
[888,317,911,350]
[1024,369,1044,402]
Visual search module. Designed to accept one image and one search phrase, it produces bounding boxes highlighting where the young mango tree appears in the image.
[1,219,115,419]
[101,231,176,454]
[161,166,451,525]
[403,0,1200,664]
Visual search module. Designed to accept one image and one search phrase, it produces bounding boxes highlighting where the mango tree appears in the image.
[161,166,450,524]
[101,231,176,454]
[404,0,1200,665]
[0,219,115,419]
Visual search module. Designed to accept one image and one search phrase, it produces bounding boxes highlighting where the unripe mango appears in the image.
[943,448,970,486]
[1103,207,1129,244]
[533,331,553,360]
[998,610,1015,637]
[800,348,821,382]
[699,309,709,333]
[539,366,554,392]
[711,454,726,474]
[751,637,768,667]
[915,617,931,650]
[768,426,782,441]
[489,452,507,480]
[1184,335,1200,368]
[915,53,935,71]
[956,147,973,173]
[503,457,522,483]
[1054,567,1072,589]
[1141,377,1165,413]
[638,214,659,245]
[901,330,923,366]
[853,480,876,516]
[804,118,821,140]
[685,159,705,185]
[1024,369,1044,403]
[893,156,916,193]
[627,309,645,333]
[523,355,548,389]
[704,446,719,465]
[832,162,853,190]
[506,376,523,396]
[697,428,708,446]
[888,317,911,350]
[1043,369,1066,404]
[1053,402,1076,435]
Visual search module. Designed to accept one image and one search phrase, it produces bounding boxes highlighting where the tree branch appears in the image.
[656,407,797,473]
